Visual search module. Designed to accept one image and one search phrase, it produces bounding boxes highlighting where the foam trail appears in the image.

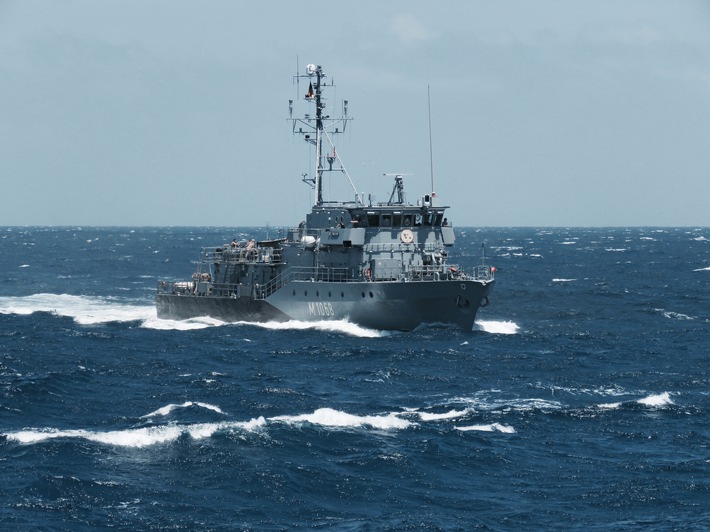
[0,293,153,325]
[141,316,227,331]
[637,392,673,407]
[271,407,411,430]
[245,319,387,338]
[474,320,519,334]
[456,423,516,433]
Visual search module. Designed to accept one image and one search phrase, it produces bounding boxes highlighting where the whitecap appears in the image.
[456,423,515,433]
[552,278,576,282]
[637,392,674,407]
[0,293,154,325]
[474,320,519,334]
[141,401,226,418]
[693,266,710,272]
[415,409,469,421]
[246,319,387,338]
[141,316,227,331]
[271,407,411,430]
[4,418,266,448]
[596,402,622,410]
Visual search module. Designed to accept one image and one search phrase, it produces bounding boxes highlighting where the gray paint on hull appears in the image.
[156,279,493,331]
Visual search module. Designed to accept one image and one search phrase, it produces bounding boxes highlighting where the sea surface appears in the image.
[1,226,709,530]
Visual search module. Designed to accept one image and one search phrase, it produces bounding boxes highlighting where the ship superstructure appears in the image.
[156,64,494,331]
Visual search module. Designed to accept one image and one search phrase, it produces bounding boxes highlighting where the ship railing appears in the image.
[369,263,495,282]
[157,280,246,298]
[255,266,351,300]
[198,246,283,266]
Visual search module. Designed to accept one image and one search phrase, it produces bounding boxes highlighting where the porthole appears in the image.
[341,292,345,298]
[369,291,374,298]
[361,292,366,298]
[316,291,320,297]
[304,290,308,297]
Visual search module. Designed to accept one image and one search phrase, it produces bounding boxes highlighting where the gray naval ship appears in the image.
[156,64,495,331]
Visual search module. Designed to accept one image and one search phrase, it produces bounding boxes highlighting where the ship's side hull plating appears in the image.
[156,278,493,331]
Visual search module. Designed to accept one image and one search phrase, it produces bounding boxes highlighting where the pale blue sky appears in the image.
[1,1,709,226]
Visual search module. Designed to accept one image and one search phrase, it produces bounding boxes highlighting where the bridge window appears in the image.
[367,212,379,226]
[381,214,392,227]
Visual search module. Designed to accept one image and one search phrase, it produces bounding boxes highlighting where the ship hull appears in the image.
[156,279,494,331]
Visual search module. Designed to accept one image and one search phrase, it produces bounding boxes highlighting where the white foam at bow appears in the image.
[474,320,519,334]
[245,319,387,338]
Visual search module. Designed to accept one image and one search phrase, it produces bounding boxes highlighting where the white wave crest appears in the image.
[4,418,267,448]
[474,320,519,334]
[596,402,622,410]
[271,407,411,430]
[414,409,469,421]
[141,401,226,418]
[456,423,516,433]
[552,278,576,282]
[246,319,387,338]
[0,293,153,325]
[141,316,227,330]
[637,392,674,407]
[693,266,710,272]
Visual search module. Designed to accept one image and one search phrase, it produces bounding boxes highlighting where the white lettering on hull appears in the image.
[308,301,335,317]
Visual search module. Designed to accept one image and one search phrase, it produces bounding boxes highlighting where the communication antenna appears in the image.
[428,85,436,205]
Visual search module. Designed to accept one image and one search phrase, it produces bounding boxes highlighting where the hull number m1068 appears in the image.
[308,301,335,317]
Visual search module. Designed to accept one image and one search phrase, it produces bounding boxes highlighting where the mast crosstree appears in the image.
[289,64,356,206]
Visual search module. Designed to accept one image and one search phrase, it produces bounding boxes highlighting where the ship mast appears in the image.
[290,64,357,206]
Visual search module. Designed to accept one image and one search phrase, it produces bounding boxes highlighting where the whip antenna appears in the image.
[428,85,436,205]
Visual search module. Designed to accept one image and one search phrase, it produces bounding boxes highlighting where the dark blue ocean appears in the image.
[1,226,709,530]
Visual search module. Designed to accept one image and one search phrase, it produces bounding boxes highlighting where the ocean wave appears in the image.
[552,278,576,282]
[455,423,516,433]
[271,407,411,430]
[4,402,524,448]
[475,320,519,334]
[246,319,387,338]
[4,419,267,448]
[0,293,153,325]
[637,392,674,407]
[141,401,227,418]
[655,308,695,321]
[408,408,470,421]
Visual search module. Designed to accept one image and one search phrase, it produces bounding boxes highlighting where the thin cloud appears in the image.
[390,13,431,43]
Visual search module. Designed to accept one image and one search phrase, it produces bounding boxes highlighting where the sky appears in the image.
[1,0,709,227]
